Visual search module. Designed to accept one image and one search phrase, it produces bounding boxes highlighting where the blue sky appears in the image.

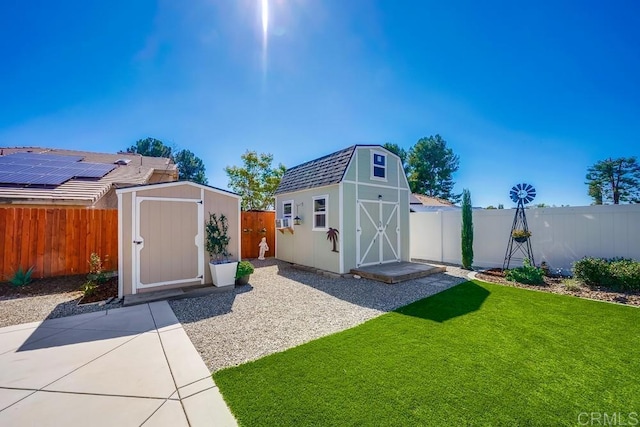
[1,0,638,207]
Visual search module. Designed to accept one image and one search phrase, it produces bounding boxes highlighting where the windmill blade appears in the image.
[510,182,536,204]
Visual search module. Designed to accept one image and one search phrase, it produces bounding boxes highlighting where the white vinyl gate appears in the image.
[356,199,400,267]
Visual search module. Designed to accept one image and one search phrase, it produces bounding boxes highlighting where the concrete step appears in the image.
[123,289,185,306]
[350,262,446,284]
[123,284,237,307]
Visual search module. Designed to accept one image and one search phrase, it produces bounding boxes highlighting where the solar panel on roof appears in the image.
[69,164,115,179]
[23,166,56,174]
[0,172,16,182]
[0,152,115,186]
[0,164,21,172]
[64,163,89,169]
[39,175,72,185]
[41,160,77,167]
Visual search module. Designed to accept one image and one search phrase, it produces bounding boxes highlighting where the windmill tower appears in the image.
[503,183,536,270]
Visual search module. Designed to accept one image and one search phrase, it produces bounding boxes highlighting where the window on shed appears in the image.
[283,201,293,218]
[313,196,328,230]
[372,151,386,180]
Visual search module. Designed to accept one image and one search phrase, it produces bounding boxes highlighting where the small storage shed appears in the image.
[275,145,410,274]
[117,181,241,298]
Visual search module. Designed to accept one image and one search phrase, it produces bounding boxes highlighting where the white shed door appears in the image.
[356,200,400,267]
[133,197,204,293]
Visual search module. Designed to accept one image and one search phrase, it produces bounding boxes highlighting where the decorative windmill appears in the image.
[503,183,536,270]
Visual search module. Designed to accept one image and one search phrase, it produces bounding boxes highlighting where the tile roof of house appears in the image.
[275,146,358,195]
[410,193,455,207]
[0,147,176,171]
[409,193,460,212]
[0,147,176,205]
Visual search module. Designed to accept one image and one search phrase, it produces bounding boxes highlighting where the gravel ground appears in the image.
[0,291,122,328]
[170,259,468,372]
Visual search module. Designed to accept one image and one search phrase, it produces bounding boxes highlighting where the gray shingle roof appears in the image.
[275,146,357,195]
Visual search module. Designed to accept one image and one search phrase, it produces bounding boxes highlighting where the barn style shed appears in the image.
[117,181,241,298]
[275,145,411,274]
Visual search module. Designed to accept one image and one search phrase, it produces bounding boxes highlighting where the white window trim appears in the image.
[282,200,293,219]
[370,150,387,182]
[312,195,328,231]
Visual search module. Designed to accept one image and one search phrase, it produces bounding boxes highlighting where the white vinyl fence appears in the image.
[410,205,640,273]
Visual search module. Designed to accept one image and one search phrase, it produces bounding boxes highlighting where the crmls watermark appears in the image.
[578,412,639,426]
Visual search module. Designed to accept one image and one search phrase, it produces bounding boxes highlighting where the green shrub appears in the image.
[9,266,35,288]
[572,257,610,286]
[562,279,582,292]
[236,261,255,278]
[81,281,97,297]
[87,252,108,284]
[505,259,545,285]
[608,259,640,291]
[573,257,640,291]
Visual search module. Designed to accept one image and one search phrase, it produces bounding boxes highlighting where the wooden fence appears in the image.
[0,207,118,280]
[241,210,275,259]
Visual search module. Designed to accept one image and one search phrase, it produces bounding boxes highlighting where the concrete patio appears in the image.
[0,302,236,426]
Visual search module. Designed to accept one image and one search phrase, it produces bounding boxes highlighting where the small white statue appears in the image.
[258,237,269,260]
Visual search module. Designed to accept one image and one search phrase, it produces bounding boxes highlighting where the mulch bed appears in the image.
[0,275,118,304]
[476,268,640,307]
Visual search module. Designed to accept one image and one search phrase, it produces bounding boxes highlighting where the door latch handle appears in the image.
[133,240,143,245]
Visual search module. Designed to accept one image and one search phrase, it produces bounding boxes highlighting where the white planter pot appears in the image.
[209,261,238,287]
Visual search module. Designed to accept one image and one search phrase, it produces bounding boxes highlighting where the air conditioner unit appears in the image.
[275,218,292,229]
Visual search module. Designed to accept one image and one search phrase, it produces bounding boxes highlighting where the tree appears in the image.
[588,181,603,205]
[126,137,208,185]
[174,149,208,185]
[127,137,173,158]
[461,189,473,270]
[586,157,640,204]
[382,143,410,176]
[407,134,460,203]
[498,204,504,209]
[486,205,497,210]
[225,151,286,210]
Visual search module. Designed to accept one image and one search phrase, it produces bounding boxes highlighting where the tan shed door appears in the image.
[133,196,204,292]
[356,200,400,267]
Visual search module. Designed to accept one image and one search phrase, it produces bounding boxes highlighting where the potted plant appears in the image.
[205,213,238,287]
[235,260,255,286]
[511,229,532,243]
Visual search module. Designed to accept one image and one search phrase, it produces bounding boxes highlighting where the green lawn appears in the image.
[213,281,640,426]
